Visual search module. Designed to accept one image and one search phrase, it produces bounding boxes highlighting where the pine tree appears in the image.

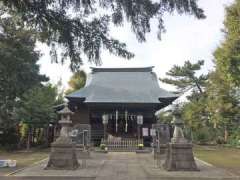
[160,60,207,95]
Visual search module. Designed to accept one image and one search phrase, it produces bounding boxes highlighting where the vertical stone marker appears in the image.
[45,105,79,170]
[164,105,198,171]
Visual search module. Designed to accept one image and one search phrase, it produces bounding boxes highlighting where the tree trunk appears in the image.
[32,127,35,145]
[190,127,193,142]
[26,126,32,151]
[224,126,228,142]
[36,128,41,144]
[213,122,217,129]
[43,126,49,147]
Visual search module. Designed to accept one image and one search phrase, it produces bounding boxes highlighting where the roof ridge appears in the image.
[90,66,154,72]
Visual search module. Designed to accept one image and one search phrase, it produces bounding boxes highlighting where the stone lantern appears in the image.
[163,104,198,171]
[171,106,187,144]
[45,105,79,170]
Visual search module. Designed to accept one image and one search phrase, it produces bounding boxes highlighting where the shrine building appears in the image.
[66,67,178,146]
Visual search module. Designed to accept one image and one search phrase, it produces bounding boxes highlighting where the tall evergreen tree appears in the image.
[208,0,240,142]
[0,0,205,71]
[0,17,48,130]
[214,0,240,85]
[206,70,239,141]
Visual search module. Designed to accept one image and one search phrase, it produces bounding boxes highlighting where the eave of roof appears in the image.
[66,67,178,104]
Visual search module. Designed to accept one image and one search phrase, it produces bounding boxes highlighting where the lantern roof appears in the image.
[57,105,73,115]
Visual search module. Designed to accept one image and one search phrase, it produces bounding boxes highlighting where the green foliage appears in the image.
[0,127,19,150]
[182,95,208,130]
[200,1,240,145]
[160,60,210,140]
[160,60,208,94]
[214,0,240,85]
[206,70,239,130]
[0,16,48,130]
[0,0,205,71]
[192,127,210,144]
[227,126,240,146]
[65,70,87,95]
[15,84,60,149]
[191,126,222,144]
[100,144,106,150]
[17,84,58,127]
[19,122,28,143]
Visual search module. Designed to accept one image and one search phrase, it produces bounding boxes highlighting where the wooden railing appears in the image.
[101,138,143,152]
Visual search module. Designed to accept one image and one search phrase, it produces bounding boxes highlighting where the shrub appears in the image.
[0,127,20,151]
[100,144,106,150]
[192,127,211,144]
[216,136,225,144]
[137,143,144,149]
[227,128,240,147]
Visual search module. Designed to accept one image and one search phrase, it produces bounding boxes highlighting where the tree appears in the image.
[206,0,240,145]
[161,60,209,142]
[182,96,208,129]
[0,16,47,131]
[214,0,240,85]
[206,70,239,141]
[17,84,59,149]
[65,70,87,95]
[160,60,208,95]
[0,0,205,71]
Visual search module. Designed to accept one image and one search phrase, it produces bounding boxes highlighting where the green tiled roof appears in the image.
[66,67,178,104]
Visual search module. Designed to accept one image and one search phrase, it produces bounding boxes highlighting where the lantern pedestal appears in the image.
[45,137,79,170]
[163,143,198,171]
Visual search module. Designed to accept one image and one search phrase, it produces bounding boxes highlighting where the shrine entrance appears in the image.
[89,105,156,148]
[106,111,138,138]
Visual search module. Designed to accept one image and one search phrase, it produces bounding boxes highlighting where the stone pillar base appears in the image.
[154,144,168,168]
[163,143,198,171]
[45,142,79,170]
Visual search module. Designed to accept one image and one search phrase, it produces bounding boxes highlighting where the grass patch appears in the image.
[193,145,240,175]
[0,148,49,176]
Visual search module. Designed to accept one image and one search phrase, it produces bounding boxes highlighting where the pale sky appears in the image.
[37,0,234,91]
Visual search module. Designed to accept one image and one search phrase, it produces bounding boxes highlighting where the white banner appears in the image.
[150,129,156,136]
[142,128,149,136]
